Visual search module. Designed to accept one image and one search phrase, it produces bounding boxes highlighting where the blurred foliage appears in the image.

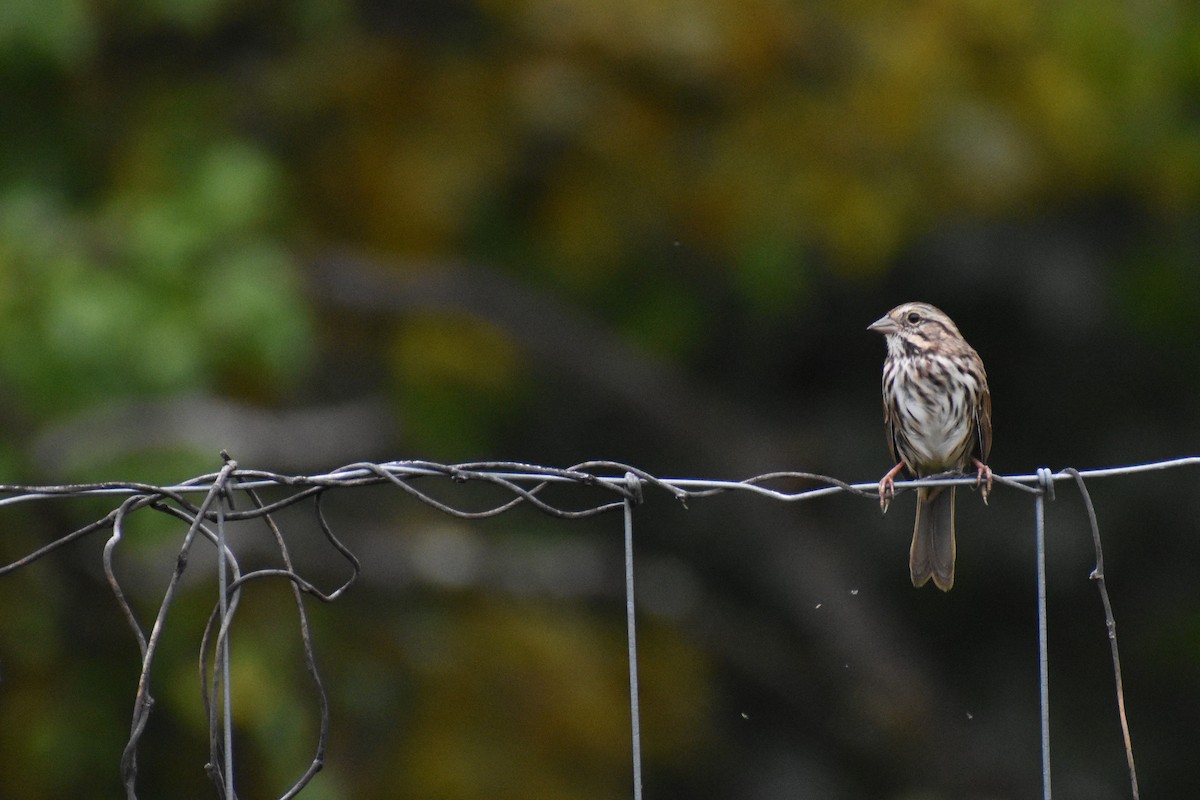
[391,312,524,458]
[383,598,709,799]
[0,143,309,452]
[1,0,1200,798]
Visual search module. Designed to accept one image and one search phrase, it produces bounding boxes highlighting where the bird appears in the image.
[868,302,992,591]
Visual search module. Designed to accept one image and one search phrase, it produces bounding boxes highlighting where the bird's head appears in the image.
[868,302,963,357]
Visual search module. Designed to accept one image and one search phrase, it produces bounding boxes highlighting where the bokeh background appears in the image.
[1,1,1199,797]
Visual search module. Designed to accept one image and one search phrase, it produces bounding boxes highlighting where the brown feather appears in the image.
[870,302,991,591]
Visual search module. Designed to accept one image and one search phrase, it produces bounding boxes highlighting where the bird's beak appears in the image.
[868,316,898,334]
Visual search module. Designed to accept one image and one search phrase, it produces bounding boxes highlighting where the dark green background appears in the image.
[0,1,1197,797]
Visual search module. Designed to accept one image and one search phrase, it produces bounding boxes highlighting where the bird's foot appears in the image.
[878,462,905,514]
[973,458,993,504]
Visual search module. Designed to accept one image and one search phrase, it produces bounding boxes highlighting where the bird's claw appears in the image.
[879,476,895,514]
[973,458,993,505]
[878,462,904,514]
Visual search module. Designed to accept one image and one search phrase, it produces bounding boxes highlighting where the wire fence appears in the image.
[1,453,1184,798]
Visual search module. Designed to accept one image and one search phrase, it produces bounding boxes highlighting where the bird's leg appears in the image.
[972,458,993,504]
[878,462,905,514]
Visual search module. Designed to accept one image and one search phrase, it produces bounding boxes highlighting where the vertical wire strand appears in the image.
[1064,469,1139,799]
[5,459,1187,795]
[1035,469,1053,800]
[217,489,234,798]
[622,474,644,800]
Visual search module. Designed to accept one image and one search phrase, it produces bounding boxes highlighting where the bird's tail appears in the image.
[910,486,956,591]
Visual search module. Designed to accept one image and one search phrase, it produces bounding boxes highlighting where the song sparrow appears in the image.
[869,302,992,591]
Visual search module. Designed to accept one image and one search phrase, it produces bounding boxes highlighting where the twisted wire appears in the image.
[1,455,1181,797]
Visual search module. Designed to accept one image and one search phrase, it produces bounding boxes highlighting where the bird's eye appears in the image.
[906,312,921,324]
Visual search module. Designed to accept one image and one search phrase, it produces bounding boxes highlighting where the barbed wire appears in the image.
[1,453,1183,798]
